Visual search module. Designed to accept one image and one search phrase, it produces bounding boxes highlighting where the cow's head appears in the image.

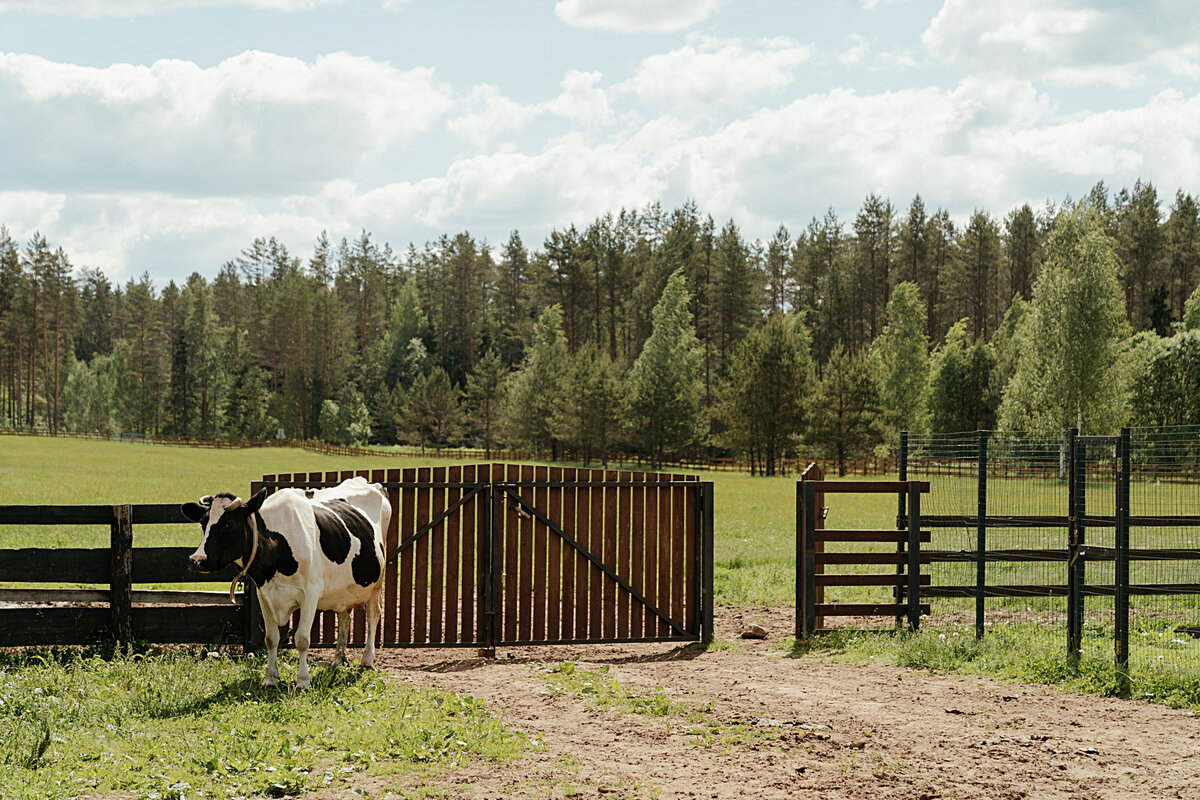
[181,489,268,572]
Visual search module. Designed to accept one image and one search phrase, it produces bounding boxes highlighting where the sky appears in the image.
[2,0,1200,283]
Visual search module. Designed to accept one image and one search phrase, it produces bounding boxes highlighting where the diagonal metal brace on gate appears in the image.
[385,485,483,563]
[498,485,690,638]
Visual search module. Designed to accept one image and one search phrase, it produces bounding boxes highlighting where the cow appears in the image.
[182,476,391,689]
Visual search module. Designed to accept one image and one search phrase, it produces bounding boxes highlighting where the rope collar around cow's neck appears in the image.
[229,513,260,604]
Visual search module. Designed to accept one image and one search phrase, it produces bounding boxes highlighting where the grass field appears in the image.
[0,645,523,800]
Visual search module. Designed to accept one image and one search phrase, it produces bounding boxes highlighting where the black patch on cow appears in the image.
[304,489,315,499]
[245,512,299,588]
[313,499,380,587]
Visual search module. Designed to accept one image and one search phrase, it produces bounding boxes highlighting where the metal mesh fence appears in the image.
[904,427,1200,693]
[1127,427,1200,690]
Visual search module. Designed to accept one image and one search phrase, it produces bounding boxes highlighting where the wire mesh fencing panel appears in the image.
[905,431,1071,645]
[1127,427,1200,694]
[1076,436,1118,670]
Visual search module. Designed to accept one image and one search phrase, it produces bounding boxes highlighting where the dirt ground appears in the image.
[365,605,1200,800]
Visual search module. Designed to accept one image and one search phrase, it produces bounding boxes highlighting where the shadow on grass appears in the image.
[145,663,373,719]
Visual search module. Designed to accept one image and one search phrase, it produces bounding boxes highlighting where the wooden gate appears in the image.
[254,465,714,650]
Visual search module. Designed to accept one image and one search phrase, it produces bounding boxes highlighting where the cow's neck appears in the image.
[243,512,280,587]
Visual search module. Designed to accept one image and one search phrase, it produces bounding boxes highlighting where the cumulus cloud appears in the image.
[447,70,611,148]
[0,50,453,194]
[0,0,338,15]
[554,0,724,33]
[623,36,813,114]
[924,0,1200,85]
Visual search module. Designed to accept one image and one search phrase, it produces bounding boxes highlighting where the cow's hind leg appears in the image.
[294,596,320,690]
[361,584,383,669]
[332,611,351,666]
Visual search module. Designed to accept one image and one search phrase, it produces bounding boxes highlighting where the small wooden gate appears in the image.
[254,465,714,650]
[796,477,931,638]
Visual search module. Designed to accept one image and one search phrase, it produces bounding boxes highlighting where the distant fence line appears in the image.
[3,426,1199,482]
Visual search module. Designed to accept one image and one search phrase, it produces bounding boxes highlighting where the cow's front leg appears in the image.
[260,602,281,689]
[361,587,383,669]
[294,596,320,690]
[332,610,351,666]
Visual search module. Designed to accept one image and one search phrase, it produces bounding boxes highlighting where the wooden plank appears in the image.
[806,481,930,494]
[603,469,619,639]
[414,466,431,643]
[384,468,400,644]
[816,553,932,566]
[590,468,606,639]
[518,464,535,642]
[643,471,659,637]
[816,574,932,587]
[532,465,548,641]
[504,463,520,643]
[814,603,931,617]
[560,467,577,640]
[430,465,446,643]
[445,465,461,643]
[574,465,589,640]
[630,471,645,639]
[0,548,112,583]
[130,504,193,524]
[928,549,1068,563]
[133,547,239,584]
[133,605,244,644]
[818,530,932,543]
[110,505,133,644]
[617,470,632,639]
[0,505,115,525]
[0,607,110,646]
[398,467,416,643]
[546,465,563,641]
[460,464,476,644]
[670,473,685,633]
[657,471,671,637]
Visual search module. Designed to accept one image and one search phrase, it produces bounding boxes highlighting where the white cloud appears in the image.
[623,36,813,114]
[839,35,870,67]
[554,0,724,33]
[0,50,454,194]
[0,0,338,16]
[924,0,1200,86]
[447,70,611,148]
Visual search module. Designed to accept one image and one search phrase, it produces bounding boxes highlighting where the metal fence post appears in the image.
[976,431,988,639]
[1115,428,1131,696]
[1067,429,1081,664]
[907,483,922,632]
[896,431,909,627]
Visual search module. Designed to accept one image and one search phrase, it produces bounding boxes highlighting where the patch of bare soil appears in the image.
[363,606,1200,799]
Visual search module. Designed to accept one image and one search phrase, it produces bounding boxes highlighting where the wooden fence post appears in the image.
[906,483,921,632]
[976,431,988,639]
[110,505,133,646]
[701,482,714,646]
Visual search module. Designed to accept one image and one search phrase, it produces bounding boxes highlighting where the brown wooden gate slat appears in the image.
[685,481,697,632]
[384,468,400,643]
[429,466,446,643]
[658,475,672,637]
[588,468,604,638]
[546,466,562,640]
[503,464,519,642]
[460,464,476,644]
[617,470,632,638]
[398,467,415,643]
[560,466,577,640]
[574,467,590,640]
[630,471,645,639]
[533,465,548,641]
[672,473,686,631]
[414,466,431,643]
[445,465,461,643]
[603,469,618,639]
[643,474,659,636]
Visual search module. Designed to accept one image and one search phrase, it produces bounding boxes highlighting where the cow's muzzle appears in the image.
[189,554,210,572]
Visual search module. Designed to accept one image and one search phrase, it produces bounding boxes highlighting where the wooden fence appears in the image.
[0,504,250,647]
[256,466,715,651]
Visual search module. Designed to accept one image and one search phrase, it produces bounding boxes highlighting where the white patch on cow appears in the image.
[189,494,240,566]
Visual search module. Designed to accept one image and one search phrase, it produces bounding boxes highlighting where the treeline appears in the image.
[2,181,1199,474]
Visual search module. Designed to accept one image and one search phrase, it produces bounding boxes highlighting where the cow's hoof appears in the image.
[295,678,312,691]
[260,677,277,689]
[331,654,348,667]
[359,658,375,670]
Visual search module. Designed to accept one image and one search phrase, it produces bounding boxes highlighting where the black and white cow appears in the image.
[182,476,391,689]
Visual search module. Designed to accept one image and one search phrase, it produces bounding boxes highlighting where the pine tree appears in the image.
[502,305,571,457]
[927,321,999,433]
[465,349,508,456]
[808,342,883,476]
[627,271,705,467]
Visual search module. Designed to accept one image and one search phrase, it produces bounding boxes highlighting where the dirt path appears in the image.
[369,607,1200,799]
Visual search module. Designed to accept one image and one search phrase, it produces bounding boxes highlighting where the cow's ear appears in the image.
[245,487,269,514]
[181,502,208,522]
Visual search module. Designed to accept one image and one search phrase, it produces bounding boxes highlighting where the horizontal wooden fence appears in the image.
[0,504,251,647]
